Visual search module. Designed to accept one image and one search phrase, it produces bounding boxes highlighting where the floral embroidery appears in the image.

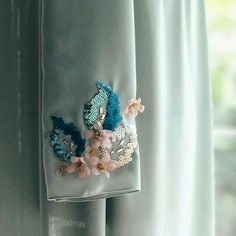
[84,145,98,159]
[49,81,144,180]
[123,98,145,117]
[91,155,116,178]
[85,121,112,149]
[66,157,90,179]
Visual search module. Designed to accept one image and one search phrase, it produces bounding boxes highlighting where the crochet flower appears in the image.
[123,98,145,117]
[86,121,112,149]
[91,156,116,178]
[84,145,100,166]
[66,157,90,179]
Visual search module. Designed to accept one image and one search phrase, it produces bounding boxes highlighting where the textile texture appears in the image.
[0,0,214,236]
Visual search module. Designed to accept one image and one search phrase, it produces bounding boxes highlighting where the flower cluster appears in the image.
[62,121,116,179]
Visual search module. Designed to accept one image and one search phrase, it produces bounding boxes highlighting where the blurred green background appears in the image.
[207,0,236,235]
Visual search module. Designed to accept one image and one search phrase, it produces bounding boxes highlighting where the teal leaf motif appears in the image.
[50,116,86,161]
[96,81,122,130]
[103,92,122,130]
[50,129,72,161]
[84,81,123,130]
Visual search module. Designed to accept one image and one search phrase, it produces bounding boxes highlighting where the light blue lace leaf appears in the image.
[83,81,122,130]
[83,86,108,129]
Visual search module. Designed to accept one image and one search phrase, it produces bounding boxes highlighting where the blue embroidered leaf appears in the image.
[50,128,71,161]
[96,81,122,130]
[50,116,86,161]
[96,81,113,93]
[102,91,122,130]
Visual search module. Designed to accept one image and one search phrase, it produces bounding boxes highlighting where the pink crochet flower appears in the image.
[123,98,145,117]
[91,156,116,178]
[84,145,100,166]
[85,121,112,149]
[66,157,90,179]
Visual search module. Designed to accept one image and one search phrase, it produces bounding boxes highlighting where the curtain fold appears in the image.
[106,1,214,235]
[0,1,40,235]
[0,0,214,236]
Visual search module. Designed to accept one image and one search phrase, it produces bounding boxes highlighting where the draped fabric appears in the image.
[41,0,141,202]
[0,0,214,236]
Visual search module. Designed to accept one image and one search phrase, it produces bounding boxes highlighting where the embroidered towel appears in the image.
[41,0,143,202]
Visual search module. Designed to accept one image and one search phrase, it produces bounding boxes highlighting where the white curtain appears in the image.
[0,0,214,236]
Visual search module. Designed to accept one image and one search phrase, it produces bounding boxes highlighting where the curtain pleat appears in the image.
[0,1,40,235]
[105,1,214,236]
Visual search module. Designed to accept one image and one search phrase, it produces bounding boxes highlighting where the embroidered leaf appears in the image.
[50,129,71,161]
[83,88,108,129]
[96,81,113,93]
[103,92,122,130]
[50,116,86,160]
[96,81,122,130]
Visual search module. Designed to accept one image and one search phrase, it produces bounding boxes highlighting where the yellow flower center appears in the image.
[89,149,96,155]
[95,130,102,138]
[97,163,107,172]
[94,130,104,141]
[130,103,139,110]
[77,161,86,170]
[57,164,67,175]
